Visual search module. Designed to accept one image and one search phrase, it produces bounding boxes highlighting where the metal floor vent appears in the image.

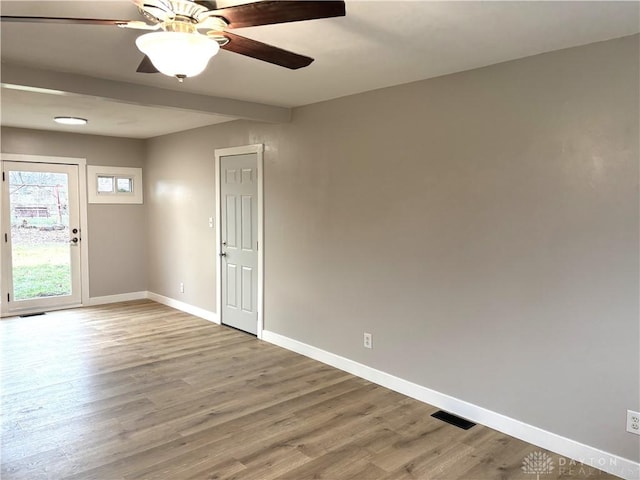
[19,312,46,318]
[431,410,476,430]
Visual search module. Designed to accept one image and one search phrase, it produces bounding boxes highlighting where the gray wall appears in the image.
[2,34,637,462]
[146,35,639,461]
[0,127,147,297]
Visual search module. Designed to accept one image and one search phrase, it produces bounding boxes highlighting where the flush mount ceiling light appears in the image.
[54,116,88,125]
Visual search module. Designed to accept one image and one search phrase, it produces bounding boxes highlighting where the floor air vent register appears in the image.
[431,410,476,430]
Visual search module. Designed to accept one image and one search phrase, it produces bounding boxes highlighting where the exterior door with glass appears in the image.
[1,161,82,314]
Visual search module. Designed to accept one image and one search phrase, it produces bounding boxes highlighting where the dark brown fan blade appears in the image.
[136,56,159,74]
[221,31,312,69]
[0,15,131,26]
[213,0,345,29]
[193,0,218,11]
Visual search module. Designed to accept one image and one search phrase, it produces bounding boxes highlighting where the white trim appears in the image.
[87,166,143,204]
[0,153,86,166]
[88,291,148,306]
[262,330,640,480]
[77,162,90,307]
[147,292,218,323]
[256,147,264,338]
[0,153,90,315]
[75,291,220,325]
[214,144,264,338]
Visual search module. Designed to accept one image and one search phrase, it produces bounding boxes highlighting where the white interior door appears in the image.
[1,161,82,314]
[220,152,259,335]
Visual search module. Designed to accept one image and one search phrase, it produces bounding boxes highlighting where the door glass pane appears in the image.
[9,170,72,300]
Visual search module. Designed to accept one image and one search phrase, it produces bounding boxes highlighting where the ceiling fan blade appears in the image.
[213,0,345,29]
[193,0,218,11]
[221,31,312,69]
[136,56,159,74]
[0,15,132,26]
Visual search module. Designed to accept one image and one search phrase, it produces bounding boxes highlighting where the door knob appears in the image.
[70,237,79,244]
[219,252,227,257]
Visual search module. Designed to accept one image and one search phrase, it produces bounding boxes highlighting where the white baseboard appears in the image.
[147,292,219,324]
[262,330,640,480]
[88,291,148,305]
[88,291,219,324]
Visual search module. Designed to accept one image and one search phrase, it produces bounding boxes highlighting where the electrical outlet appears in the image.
[179,282,184,294]
[363,332,373,349]
[627,410,640,435]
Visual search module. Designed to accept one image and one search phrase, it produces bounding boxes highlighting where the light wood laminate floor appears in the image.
[1,301,617,479]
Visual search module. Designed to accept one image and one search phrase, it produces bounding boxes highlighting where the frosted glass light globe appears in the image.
[136,31,220,78]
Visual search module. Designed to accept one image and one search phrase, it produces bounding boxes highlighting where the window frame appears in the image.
[87,166,143,204]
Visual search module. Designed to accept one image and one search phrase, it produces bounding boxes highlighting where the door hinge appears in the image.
[7,293,10,302]
[4,233,7,243]
[2,171,4,181]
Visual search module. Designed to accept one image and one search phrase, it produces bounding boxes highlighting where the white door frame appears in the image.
[214,144,264,338]
[0,153,90,317]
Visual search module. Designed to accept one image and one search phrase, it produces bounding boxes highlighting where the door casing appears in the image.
[214,144,264,338]
[0,153,89,317]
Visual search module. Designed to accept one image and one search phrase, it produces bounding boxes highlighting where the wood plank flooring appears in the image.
[1,301,617,479]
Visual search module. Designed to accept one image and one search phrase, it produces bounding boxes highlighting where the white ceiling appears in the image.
[1,0,639,138]
[0,86,234,137]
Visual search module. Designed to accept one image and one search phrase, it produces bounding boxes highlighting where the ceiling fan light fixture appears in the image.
[54,116,88,125]
[135,31,220,79]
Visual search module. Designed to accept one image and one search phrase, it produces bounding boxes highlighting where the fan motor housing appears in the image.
[136,0,210,24]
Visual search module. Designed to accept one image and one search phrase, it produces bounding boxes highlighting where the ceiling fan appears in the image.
[1,0,346,80]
